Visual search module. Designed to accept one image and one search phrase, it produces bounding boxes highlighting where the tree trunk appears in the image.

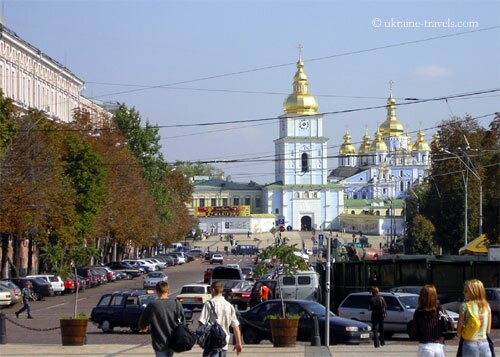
[1,233,9,279]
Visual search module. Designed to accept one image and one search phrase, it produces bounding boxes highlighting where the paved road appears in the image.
[2,255,253,344]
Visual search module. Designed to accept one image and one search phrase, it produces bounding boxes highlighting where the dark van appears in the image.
[231,245,259,255]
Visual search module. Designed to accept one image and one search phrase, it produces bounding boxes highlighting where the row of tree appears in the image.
[0,92,196,278]
[405,114,499,254]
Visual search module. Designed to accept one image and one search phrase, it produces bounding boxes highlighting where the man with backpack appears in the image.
[198,281,243,357]
[139,281,186,357]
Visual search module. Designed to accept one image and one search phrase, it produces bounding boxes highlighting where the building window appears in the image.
[244,197,251,206]
[301,153,309,172]
[400,181,404,191]
[275,208,280,214]
[211,198,216,207]
[383,188,387,194]
[255,197,261,207]
[351,210,355,215]
[199,198,205,207]
[222,198,228,206]
[233,197,239,205]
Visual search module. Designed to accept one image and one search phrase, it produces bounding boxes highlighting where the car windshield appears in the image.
[181,286,206,294]
[148,273,164,278]
[302,302,334,317]
[399,296,419,309]
[139,294,157,306]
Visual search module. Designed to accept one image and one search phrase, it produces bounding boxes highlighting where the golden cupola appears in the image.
[379,91,404,137]
[431,131,441,149]
[339,130,356,155]
[358,129,371,155]
[283,50,318,115]
[370,129,388,152]
[412,130,431,152]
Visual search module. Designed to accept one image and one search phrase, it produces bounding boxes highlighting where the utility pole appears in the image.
[325,234,331,346]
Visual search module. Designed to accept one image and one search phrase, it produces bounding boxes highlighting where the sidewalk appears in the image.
[0,342,460,357]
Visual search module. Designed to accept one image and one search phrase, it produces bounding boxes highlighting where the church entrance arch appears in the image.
[301,216,312,231]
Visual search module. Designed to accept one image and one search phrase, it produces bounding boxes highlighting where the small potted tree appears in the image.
[256,243,309,347]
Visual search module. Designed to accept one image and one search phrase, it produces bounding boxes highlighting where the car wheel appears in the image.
[126,273,133,280]
[101,319,114,333]
[243,327,261,344]
[32,293,41,301]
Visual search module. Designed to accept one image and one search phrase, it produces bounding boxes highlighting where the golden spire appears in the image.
[283,46,318,115]
[370,128,388,152]
[358,126,371,155]
[412,130,431,152]
[339,128,356,155]
[379,80,404,137]
[432,131,441,149]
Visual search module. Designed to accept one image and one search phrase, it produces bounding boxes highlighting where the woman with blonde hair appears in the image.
[457,279,492,357]
[412,285,445,357]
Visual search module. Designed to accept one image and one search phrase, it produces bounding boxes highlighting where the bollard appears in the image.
[310,313,321,346]
[0,313,6,344]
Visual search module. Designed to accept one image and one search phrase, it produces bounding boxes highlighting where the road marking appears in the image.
[36,302,68,310]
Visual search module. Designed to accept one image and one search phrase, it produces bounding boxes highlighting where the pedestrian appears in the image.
[368,286,386,348]
[411,285,445,357]
[456,279,492,357]
[15,280,34,319]
[199,281,243,357]
[138,281,186,357]
[259,284,271,303]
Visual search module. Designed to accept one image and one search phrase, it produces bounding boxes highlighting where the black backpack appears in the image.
[171,321,196,353]
[196,301,227,350]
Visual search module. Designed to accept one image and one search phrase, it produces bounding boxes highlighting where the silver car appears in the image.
[338,292,459,338]
[143,271,168,289]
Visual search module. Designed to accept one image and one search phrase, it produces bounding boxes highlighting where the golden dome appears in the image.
[283,51,318,115]
[380,94,404,137]
[358,129,371,155]
[431,131,440,149]
[370,129,388,152]
[339,131,356,155]
[412,130,431,152]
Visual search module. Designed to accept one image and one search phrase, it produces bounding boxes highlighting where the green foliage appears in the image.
[62,134,107,241]
[39,243,100,278]
[60,312,88,320]
[405,214,437,254]
[174,161,224,178]
[266,313,302,320]
[0,91,18,159]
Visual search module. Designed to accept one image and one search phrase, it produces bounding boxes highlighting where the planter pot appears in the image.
[269,318,299,347]
[60,319,88,346]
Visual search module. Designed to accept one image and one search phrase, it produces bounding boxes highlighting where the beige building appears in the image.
[0,24,110,124]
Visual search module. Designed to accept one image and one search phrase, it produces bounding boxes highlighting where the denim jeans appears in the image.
[462,340,492,357]
[202,349,227,357]
[417,343,445,357]
[154,350,174,357]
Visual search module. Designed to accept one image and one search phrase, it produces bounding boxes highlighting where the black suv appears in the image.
[90,290,193,333]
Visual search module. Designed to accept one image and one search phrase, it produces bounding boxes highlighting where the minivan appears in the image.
[278,270,320,301]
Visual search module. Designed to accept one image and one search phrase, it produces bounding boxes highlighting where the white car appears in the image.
[148,258,167,269]
[123,259,156,272]
[226,264,240,269]
[144,259,161,270]
[210,253,224,264]
[143,271,168,289]
[26,274,65,295]
[0,286,12,306]
[176,284,211,310]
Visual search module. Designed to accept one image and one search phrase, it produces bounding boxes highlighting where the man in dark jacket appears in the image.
[15,281,34,319]
[139,281,185,357]
[368,286,386,348]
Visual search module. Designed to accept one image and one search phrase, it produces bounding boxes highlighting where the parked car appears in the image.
[231,245,259,256]
[338,292,459,339]
[442,287,500,328]
[210,253,224,265]
[10,277,53,300]
[0,280,22,305]
[228,283,254,310]
[176,284,211,310]
[26,274,65,295]
[106,262,143,279]
[0,286,12,307]
[188,248,205,258]
[390,286,450,304]
[148,258,167,269]
[90,290,192,333]
[169,252,187,264]
[143,272,168,289]
[249,280,278,308]
[123,259,155,272]
[238,299,372,345]
[241,267,255,281]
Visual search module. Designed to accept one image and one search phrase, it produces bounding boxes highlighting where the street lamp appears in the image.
[442,149,483,246]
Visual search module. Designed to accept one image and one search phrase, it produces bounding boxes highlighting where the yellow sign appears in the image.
[196,205,250,217]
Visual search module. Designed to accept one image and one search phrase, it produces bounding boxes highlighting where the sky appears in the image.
[4,0,499,184]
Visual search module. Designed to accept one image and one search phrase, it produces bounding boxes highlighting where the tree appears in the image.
[405,214,437,254]
[174,161,224,179]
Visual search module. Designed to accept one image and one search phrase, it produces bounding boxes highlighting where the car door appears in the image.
[280,276,296,299]
[91,294,112,323]
[383,296,404,332]
[107,294,126,326]
[123,296,143,329]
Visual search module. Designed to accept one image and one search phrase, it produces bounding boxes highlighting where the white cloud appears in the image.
[413,65,451,78]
